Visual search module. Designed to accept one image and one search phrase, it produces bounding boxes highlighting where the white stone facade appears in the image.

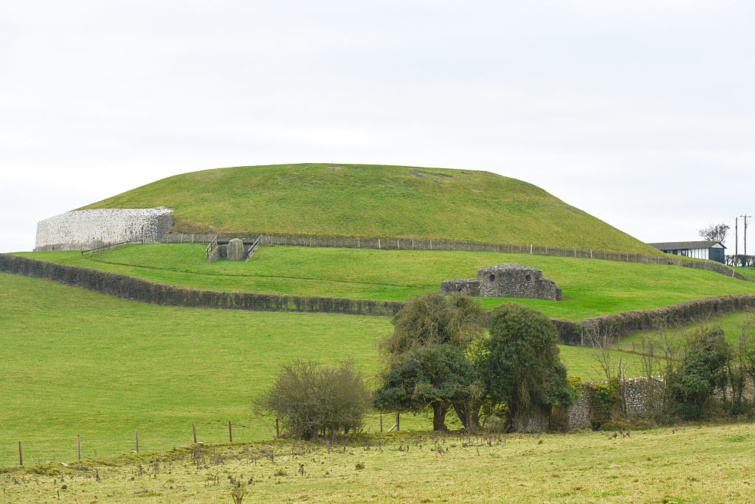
[35,207,175,251]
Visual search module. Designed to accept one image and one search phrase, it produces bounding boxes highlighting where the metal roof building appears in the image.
[648,240,726,264]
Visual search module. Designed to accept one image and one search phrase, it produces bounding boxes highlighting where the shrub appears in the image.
[567,375,583,398]
[255,360,370,439]
[667,327,731,420]
[589,378,623,429]
[385,292,486,354]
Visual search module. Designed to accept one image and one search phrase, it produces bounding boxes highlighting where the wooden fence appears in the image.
[161,233,750,282]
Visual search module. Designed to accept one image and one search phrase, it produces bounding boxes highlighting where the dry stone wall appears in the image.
[35,208,175,251]
[566,378,656,430]
[0,254,404,317]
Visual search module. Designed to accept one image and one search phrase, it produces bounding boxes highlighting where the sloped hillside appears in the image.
[83,163,657,254]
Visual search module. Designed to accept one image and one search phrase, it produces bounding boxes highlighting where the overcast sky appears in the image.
[2,1,754,253]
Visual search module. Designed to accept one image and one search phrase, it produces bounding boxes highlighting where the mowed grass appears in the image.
[0,272,635,467]
[20,244,755,320]
[4,423,755,503]
[80,163,659,254]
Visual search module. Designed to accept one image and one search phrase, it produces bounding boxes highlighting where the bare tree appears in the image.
[639,322,682,420]
[698,222,729,243]
[585,325,625,383]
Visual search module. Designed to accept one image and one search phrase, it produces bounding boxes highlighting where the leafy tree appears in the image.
[667,327,731,419]
[255,360,370,439]
[376,292,487,430]
[385,292,486,354]
[478,302,573,432]
[374,344,479,431]
[698,223,729,243]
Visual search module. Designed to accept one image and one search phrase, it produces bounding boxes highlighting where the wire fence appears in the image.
[161,233,751,282]
[2,414,409,468]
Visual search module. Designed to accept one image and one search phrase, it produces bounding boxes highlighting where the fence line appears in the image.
[31,232,750,281]
[161,233,750,282]
[3,415,392,468]
[7,420,247,467]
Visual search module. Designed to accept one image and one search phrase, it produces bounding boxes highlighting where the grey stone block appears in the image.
[226,238,245,261]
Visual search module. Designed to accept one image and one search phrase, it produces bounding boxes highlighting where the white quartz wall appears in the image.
[35,208,174,250]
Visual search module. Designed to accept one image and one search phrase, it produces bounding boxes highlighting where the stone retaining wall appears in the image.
[35,208,174,251]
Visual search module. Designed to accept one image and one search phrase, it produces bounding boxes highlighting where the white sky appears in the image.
[2,1,754,253]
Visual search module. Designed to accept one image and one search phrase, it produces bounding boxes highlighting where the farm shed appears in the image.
[648,240,726,264]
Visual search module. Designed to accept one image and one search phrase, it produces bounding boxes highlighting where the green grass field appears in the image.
[80,163,659,254]
[4,423,755,502]
[0,272,644,467]
[20,244,755,320]
[617,310,755,352]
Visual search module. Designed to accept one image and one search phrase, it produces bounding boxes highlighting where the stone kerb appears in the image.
[35,207,175,251]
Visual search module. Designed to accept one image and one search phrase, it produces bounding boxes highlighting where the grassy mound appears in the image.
[81,163,657,254]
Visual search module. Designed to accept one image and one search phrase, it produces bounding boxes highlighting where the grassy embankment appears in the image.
[20,244,755,320]
[3,423,755,503]
[0,272,643,467]
[80,163,660,255]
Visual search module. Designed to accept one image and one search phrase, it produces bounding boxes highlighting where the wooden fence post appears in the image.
[193,423,197,444]
[18,441,23,466]
[380,415,383,433]
[229,420,233,443]
[136,430,139,453]
[276,418,280,438]
[396,413,400,432]
[78,435,81,460]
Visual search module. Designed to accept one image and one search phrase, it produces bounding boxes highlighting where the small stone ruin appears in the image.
[440,263,562,301]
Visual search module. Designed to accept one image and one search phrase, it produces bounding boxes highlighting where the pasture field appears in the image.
[79,163,658,254]
[4,422,755,503]
[19,244,755,320]
[617,310,755,352]
[0,272,641,467]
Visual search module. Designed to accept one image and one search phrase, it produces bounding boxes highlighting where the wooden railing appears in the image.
[245,236,262,262]
[205,236,218,259]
